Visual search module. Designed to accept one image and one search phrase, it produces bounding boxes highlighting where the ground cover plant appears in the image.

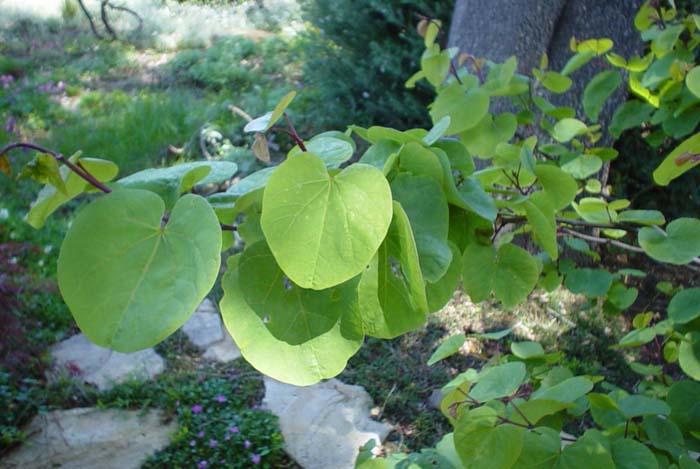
[3,0,700,467]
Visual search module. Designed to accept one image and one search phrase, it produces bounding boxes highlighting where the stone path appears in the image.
[3,408,176,469]
[182,298,241,362]
[48,333,165,391]
[263,377,393,469]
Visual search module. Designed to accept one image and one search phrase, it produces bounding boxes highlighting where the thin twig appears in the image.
[77,0,103,39]
[283,114,306,152]
[106,2,143,32]
[100,0,118,40]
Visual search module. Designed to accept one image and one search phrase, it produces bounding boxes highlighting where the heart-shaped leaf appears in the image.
[57,189,222,352]
[429,82,490,134]
[219,245,363,386]
[638,218,700,265]
[668,288,700,324]
[261,152,392,290]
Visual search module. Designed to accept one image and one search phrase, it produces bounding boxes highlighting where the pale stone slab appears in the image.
[2,408,176,469]
[263,378,392,469]
[203,331,241,362]
[49,334,164,391]
[182,298,241,363]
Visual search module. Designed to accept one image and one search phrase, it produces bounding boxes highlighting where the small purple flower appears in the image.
[228,426,239,433]
[244,439,252,449]
[197,430,205,438]
[251,454,262,465]
[208,439,218,448]
[197,461,207,468]
[192,404,203,414]
[215,394,227,403]
[224,434,231,441]
[189,440,196,447]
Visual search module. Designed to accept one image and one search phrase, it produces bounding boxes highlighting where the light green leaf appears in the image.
[289,135,354,168]
[686,66,700,98]
[455,423,524,469]
[618,210,665,226]
[359,140,402,170]
[511,341,545,360]
[397,142,444,184]
[669,288,700,324]
[577,38,613,55]
[261,153,392,290]
[534,164,578,210]
[391,173,452,283]
[583,71,622,122]
[680,332,700,380]
[470,362,527,403]
[515,427,561,468]
[433,140,475,174]
[638,218,700,265]
[26,156,119,229]
[508,399,573,426]
[220,247,363,386]
[116,161,238,209]
[551,118,588,143]
[562,51,597,76]
[565,268,613,297]
[243,91,296,133]
[524,192,558,260]
[20,152,66,194]
[461,113,518,158]
[653,132,700,186]
[609,100,654,138]
[556,430,615,469]
[421,45,451,87]
[430,82,490,134]
[532,377,594,403]
[57,190,221,352]
[610,439,657,469]
[561,154,603,179]
[588,393,625,429]
[618,328,656,348]
[358,202,428,338]
[428,333,466,366]
[462,243,539,308]
[423,116,451,146]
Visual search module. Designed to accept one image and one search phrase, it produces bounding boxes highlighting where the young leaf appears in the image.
[20,152,67,195]
[428,334,466,366]
[551,118,588,143]
[57,190,221,352]
[429,82,490,134]
[261,152,392,290]
[583,71,622,122]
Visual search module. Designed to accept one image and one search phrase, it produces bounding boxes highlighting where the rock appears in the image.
[2,407,176,469]
[49,334,164,391]
[202,331,241,362]
[182,298,241,362]
[263,377,392,469]
[428,388,444,410]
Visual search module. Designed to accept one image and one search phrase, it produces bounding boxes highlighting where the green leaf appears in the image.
[426,242,463,312]
[461,113,518,158]
[610,439,658,469]
[534,69,573,93]
[561,154,603,179]
[511,341,545,359]
[551,118,588,143]
[680,455,700,469]
[618,328,656,348]
[565,269,613,297]
[457,177,497,221]
[679,332,700,380]
[556,430,614,469]
[644,415,685,457]
[220,247,363,386]
[26,156,119,229]
[469,362,527,402]
[534,164,578,210]
[421,45,451,87]
[669,288,700,324]
[261,152,392,290]
[605,282,638,310]
[289,135,354,168]
[391,173,452,283]
[617,395,670,419]
[461,243,540,308]
[577,38,613,55]
[20,152,66,194]
[618,210,665,226]
[686,66,700,98]
[588,393,625,429]
[609,101,654,138]
[638,218,700,265]
[653,132,700,186]
[667,380,700,434]
[57,190,221,352]
[433,140,474,174]
[430,82,490,134]
[116,161,238,210]
[397,142,443,184]
[524,192,558,260]
[508,400,573,426]
[515,427,561,468]
[358,201,428,338]
[226,166,275,198]
[423,116,451,146]
[428,334,466,366]
[456,423,524,469]
[583,71,622,122]
[359,140,402,170]
[562,51,597,76]
[244,91,296,133]
[532,377,594,403]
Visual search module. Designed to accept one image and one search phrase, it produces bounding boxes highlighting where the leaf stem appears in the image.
[0,142,112,193]
[283,113,307,152]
